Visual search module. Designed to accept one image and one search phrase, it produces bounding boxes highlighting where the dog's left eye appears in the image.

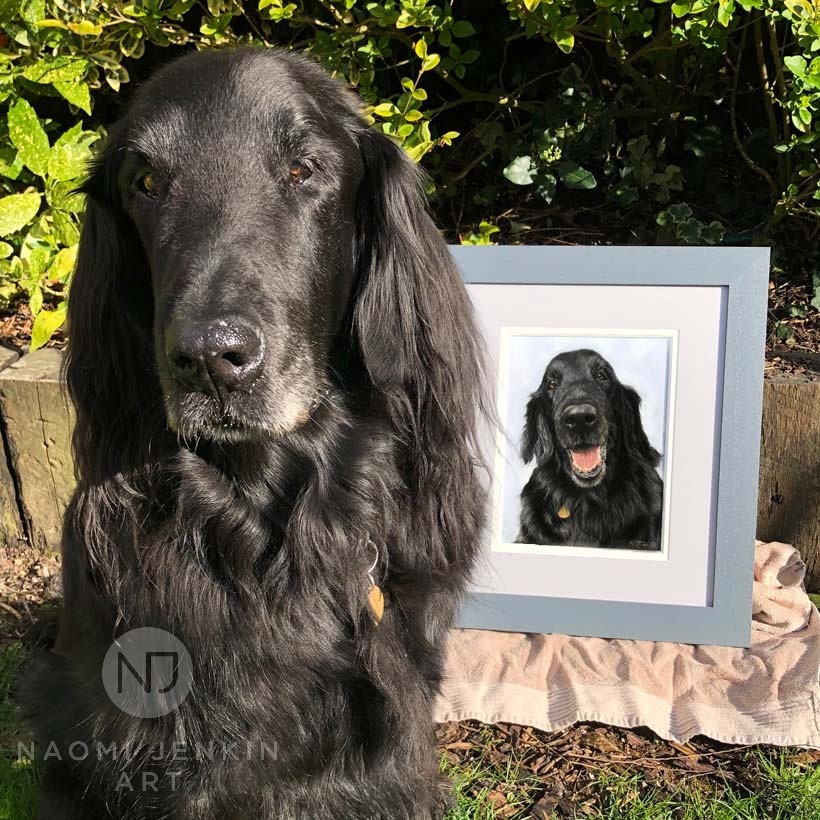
[288,160,313,185]
[596,371,609,383]
[135,171,159,198]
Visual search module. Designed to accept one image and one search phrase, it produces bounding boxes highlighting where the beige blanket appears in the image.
[435,542,820,747]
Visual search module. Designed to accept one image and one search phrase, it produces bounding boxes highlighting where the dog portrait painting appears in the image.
[497,333,671,553]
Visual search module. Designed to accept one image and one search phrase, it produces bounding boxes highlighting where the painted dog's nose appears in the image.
[562,403,598,432]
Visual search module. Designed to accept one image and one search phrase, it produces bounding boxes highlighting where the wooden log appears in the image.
[0,346,25,549]
[756,376,820,592]
[0,349,74,551]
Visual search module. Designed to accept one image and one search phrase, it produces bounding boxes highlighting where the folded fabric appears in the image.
[434,542,820,747]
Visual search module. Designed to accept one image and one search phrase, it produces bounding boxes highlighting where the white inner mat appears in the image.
[468,283,727,608]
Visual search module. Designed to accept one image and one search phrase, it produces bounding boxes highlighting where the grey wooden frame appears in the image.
[452,245,770,647]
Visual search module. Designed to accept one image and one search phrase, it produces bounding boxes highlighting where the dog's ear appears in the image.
[352,128,485,572]
[353,129,483,442]
[612,383,660,467]
[66,126,158,482]
[521,395,553,465]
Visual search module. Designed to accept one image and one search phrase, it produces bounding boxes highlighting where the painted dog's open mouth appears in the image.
[568,443,607,485]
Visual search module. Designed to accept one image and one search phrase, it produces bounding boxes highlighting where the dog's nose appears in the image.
[562,403,598,432]
[166,317,264,396]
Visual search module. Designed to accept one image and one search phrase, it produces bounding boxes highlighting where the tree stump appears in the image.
[756,376,820,591]
[0,346,25,549]
[0,349,74,552]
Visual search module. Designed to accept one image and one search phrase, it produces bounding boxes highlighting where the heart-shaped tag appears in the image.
[368,584,384,625]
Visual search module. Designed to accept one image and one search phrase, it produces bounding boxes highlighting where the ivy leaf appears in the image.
[7,99,50,177]
[557,160,596,189]
[0,192,41,236]
[537,173,557,204]
[503,155,536,185]
[30,303,67,351]
[47,123,98,181]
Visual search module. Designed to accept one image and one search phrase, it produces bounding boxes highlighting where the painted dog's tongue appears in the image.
[571,446,602,472]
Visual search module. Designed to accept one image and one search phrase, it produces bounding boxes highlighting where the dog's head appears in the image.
[521,349,658,488]
[68,48,480,471]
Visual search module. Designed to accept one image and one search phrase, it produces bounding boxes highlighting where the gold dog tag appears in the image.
[368,584,385,625]
[557,506,571,520]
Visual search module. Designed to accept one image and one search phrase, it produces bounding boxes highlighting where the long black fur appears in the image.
[18,48,485,820]
[517,349,663,549]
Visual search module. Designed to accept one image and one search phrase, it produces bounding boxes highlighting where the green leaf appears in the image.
[0,0,20,24]
[0,146,24,181]
[29,284,43,316]
[414,39,428,59]
[421,54,441,71]
[67,20,103,36]
[552,30,575,54]
[0,192,41,237]
[503,155,536,185]
[784,55,808,76]
[372,102,397,118]
[557,161,596,189]
[47,246,77,283]
[7,99,50,177]
[30,303,67,351]
[537,173,557,204]
[451,20,475,37]
[21,56,88,85]
[0,241,13,259]
[53,81,92,114]
[47,124,98,181]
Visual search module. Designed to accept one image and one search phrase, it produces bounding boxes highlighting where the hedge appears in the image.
[0,0,818,348]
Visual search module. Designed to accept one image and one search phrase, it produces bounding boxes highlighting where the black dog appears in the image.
[18,48,485,820]
[517,349,663,549]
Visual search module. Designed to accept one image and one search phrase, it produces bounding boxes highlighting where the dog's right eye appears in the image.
[546,378,558,391]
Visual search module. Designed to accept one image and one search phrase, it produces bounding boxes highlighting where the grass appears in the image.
[442,749,820,820]
[1,642,818,820]
[0,644,37,820]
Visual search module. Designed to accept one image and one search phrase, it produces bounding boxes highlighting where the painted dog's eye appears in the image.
[136,171,159,198]
[546,378,558,391]
[596,371,609,383]
[288,160,313,185]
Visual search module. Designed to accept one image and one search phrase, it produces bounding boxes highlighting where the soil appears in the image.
[436,720,820,817]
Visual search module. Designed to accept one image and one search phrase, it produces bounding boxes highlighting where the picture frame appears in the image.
[453,245,770,648]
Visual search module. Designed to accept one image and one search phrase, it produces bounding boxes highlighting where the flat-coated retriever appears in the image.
[18,48,485,820]
[517,349,663,549]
